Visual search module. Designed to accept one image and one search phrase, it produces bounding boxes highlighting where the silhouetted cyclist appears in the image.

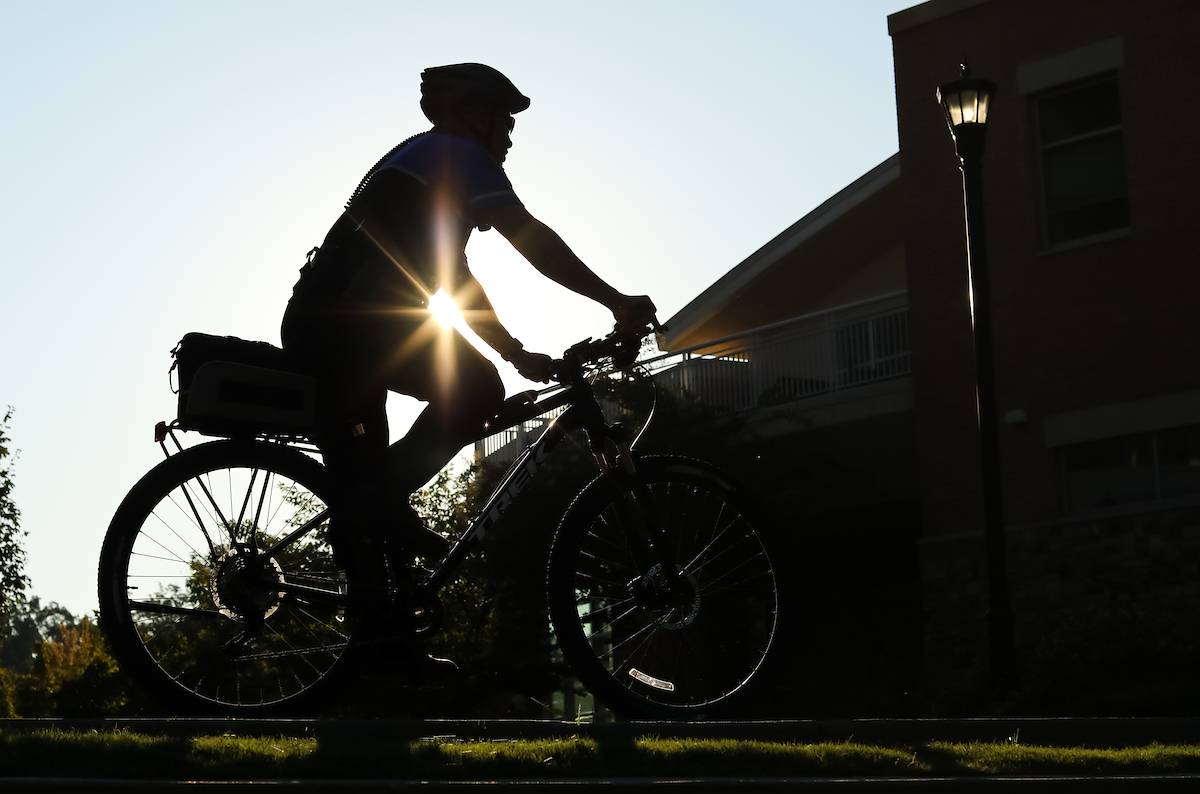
[280,64,656,658]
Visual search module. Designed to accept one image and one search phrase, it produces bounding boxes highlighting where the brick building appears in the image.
[891,0,1200,709]
[476,0,1200,713]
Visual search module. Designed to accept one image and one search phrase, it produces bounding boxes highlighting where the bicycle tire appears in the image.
[547,454,780,719]
[97,439,383,715]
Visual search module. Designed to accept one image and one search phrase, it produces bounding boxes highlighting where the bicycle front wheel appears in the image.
[98,439,377,714]
[547,455,780,719]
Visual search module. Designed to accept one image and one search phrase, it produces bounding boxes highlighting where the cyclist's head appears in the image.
[420,63,529,163]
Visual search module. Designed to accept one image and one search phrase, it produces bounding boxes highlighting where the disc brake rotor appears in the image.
[210,550,285,621]
[630,564,701,630]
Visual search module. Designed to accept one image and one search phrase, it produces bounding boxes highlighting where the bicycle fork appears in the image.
[590,432,682,593]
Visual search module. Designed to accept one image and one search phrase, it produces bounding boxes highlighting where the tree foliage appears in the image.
[0,597,72,674]
[0,408,30,630]
[0,599,137,717]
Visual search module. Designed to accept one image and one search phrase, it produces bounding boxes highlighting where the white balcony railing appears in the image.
[476,291,911,463]
[643,290,911,412]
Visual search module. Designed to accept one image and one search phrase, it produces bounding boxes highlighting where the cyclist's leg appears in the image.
[378,326,505,495]
[317,388,390,507]
[291,312,502,529]
[283,311,391,551]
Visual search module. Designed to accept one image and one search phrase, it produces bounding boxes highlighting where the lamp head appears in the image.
[937,64,996,160]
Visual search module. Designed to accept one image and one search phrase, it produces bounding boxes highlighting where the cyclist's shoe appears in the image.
[349,484,451,562]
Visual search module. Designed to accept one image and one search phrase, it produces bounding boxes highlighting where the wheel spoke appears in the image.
[137,531,194,567]
[227,468,234,536]
[276,577,347,607]
[235,642,348,662]
[681,514,742,573]
[688,539,759,580]
[577,594,637,622]
[261,484,290,538]
[587,604,642,637]
[294,606,349,641]
[251,471,273,553]
[608,618,662,658]
[129,600,224,618]
[180,478,232,548]
[233,468,259,546]
[583,528,630,558]
[170,484,220,557]
[263,622,325,677]
[149,511,207,563]
[616,620,667,678]
[578,549,636,578]
[260,509,330,559]
[106,451,353,710]
[131,550,192,566]
[697,501,725,564]
[553,468,778,715]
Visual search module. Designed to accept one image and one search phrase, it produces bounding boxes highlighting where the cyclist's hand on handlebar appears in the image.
[611,294,659,335]
[508,348,554,383]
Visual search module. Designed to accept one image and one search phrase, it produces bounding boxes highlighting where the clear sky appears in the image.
[1,0,912,614]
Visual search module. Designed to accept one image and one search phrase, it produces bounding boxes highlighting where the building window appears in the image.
[1034,75,1129,248]
[1062,424,1200,511]
[1156,424,1200,499]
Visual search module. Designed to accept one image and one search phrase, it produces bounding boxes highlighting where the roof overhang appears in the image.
[661,153,901,349]
[887,0,992,36]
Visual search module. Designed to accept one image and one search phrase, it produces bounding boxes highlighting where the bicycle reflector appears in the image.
[154,421,169,444]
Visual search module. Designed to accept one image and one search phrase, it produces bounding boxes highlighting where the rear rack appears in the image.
[153,420,321,459]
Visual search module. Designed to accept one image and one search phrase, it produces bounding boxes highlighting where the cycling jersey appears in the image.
[287,132,523,312]
[280,131,512,495]
[374,131,523,233]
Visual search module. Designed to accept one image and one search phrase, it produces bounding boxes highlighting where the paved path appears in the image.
[5,774,1200,791]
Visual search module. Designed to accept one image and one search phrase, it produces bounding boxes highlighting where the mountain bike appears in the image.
[97,327,780,718]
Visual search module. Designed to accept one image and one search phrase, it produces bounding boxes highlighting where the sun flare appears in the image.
[428,289,465,330]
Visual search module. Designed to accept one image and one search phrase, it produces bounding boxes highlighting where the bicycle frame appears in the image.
[417,382,606,596]
[155,372,671,612]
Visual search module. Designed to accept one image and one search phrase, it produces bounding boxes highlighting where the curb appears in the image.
[4,774,1200,792]
[5,717,1200,746]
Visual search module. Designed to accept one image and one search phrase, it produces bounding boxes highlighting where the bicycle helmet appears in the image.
[420,63,531,123]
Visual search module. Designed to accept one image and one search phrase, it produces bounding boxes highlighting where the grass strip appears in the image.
[927,741,1200,776]
[3,730,1200,779]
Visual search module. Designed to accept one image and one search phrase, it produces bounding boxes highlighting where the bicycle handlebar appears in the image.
[548,321,662,385]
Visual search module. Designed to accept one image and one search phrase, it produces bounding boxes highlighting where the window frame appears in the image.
[1031,72,1131,253]
[1060,424,1200,513]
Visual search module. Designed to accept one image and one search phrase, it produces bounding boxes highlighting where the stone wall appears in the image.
[920,500,1200,714]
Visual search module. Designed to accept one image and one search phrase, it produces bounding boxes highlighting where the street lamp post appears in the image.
[936,65,1015,693]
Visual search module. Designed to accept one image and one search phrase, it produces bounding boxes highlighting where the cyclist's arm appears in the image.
[456,268,553,381]
[455,268,523,359]
[478,204,623,310]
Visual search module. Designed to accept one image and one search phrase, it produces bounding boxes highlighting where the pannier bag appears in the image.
[170,333,317,438]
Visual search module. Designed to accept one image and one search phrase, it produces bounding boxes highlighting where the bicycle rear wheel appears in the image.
[98,439,377,714]
[547,455,780,719]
